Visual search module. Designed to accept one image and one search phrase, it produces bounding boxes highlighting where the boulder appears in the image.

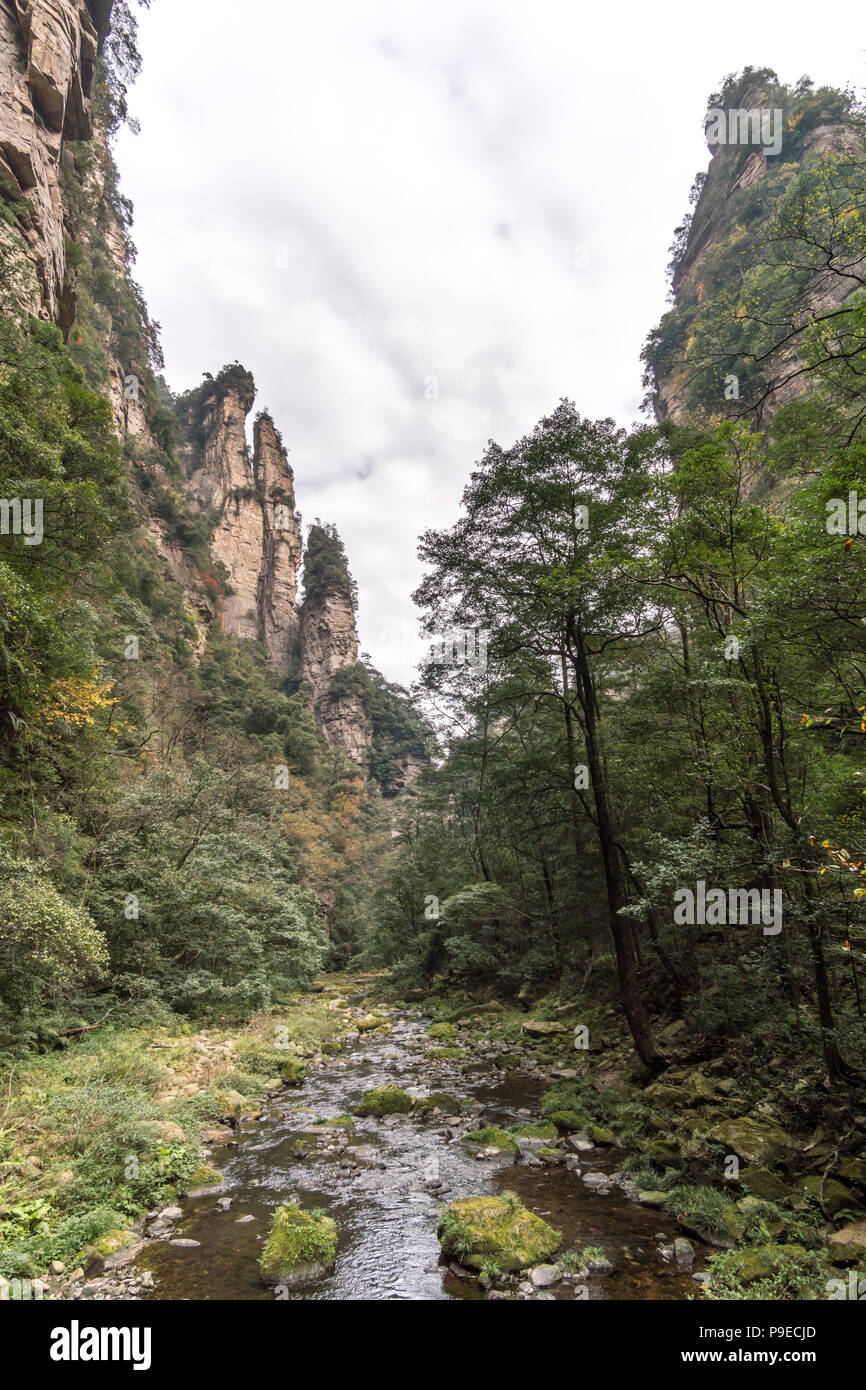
[740,1166,791,1202]
[827,1220,866,1266]
[705,1117,797,1166]
[278,1056,307,1087]
[462,1127,520,1153]
[522,1020,569,1037]
[258,1204,337,1288]
[798,1175,854,1216]
[354,1084,414,1117]
[437,1195,561,1272]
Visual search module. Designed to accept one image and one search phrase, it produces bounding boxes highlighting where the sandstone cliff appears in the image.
[0,1,110,323]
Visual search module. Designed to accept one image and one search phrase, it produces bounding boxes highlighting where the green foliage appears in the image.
[0,853,108,1011]
[303,522,358,610]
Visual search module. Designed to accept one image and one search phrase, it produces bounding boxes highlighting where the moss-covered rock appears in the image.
[94,1229,138,1258]
[322,1114,355,1129]
[510,1122,558,1142]
[547,1108,589,1133]
[354,1084,414,1117]
[213,1089,247,1124]
[462,1127,520,1152]
[717,1243,807,1286]
[741,1166,792,1202]
[184,1163,225,1196]
[356,1014,384,1032]
[494,1052,521,1070]
[278,1056,307,1087]
[705,1117,796,1166]
[585,1123,615,1146]
[428,1046,462,1059]
[414,1092,464,1115]
[437,1194,561,1271]
[427,1022,458,1041]
[258,1203,337,1288]
[827,1219,866,1265]
[798,1175,853,1215]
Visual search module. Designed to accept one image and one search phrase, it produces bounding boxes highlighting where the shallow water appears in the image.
[140,1015,702,1300]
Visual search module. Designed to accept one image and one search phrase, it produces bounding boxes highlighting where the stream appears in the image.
[138,1011,703,1300]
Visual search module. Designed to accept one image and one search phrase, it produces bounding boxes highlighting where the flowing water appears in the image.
[139,1013,702,1300]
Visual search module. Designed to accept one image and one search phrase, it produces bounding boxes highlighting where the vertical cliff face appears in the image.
[0,0,103,322]
[254,412,302,674]
[298,524,371,763]
[186,374,303,671]
[646,71,864,426]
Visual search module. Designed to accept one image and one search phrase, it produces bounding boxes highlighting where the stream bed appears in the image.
[138,1013,704,1300]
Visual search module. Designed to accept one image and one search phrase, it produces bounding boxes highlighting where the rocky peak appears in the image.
[299,524,370,763]
[254,411,302,674]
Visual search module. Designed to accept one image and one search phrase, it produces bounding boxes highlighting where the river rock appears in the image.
[437,1195,562,1272]
[258,1203,337,1287]
[827,1219,866,1265]
[529,1263,561,1287]
[674,1238,695,1268]
[354,1084,414,1117]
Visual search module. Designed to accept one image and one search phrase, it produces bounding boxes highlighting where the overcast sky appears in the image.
[116,0,866,686]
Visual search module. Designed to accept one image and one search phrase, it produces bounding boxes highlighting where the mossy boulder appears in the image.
[838,1159,866,1187]
[585,1123,615,1147]
[547,1109,589,1133]
[356,1014,384,1032]
[278,1056,307,1087]
[427,1022,458,1041]
[827,1219,866,1265]
[185,1163,225,1196]
[258,1203,337,1288]
[522,1020,569,1037]
[354,1084,414,1117]
[213,1089,247,1124]
[494,1052,521,1070]
[798,1176,853,1216]
[462,1127,520,1152]
[428,1046,462,1060]
[719,1243,807,1285]
[437,1194,561,1271]
[94,1229,138,1258]
[741,1167,792,1202]
[322,1114,355,1129]
[705,1117,796,1166]
[415,1093,464,1115]
[639,1138,680,1164]
[510,1123,558,1142]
